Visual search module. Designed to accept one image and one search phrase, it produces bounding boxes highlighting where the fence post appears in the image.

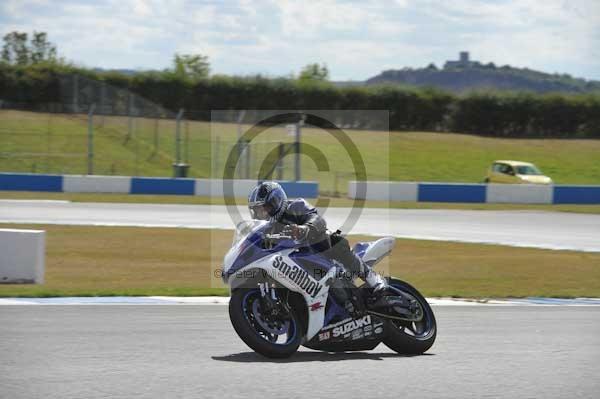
[73,75,79,113]
[175,109,184,164]
[87,104,96,175]
[295,114,305,182]
[46,112,52,172]
[245,141,251,179]
[184,119,190,164]
[153,118,159,156]
[214,136,220,177]
[100,82,106,128]
[236,110,246,180]
[127,93,134,142]
[134,115,139,176]
[277,142,284,180]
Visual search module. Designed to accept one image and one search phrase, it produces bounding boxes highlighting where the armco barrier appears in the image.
[131,177,196,195]
[348,181,600,204]
[486,184,553,204]
[0,173,318,198]
[278,181,319,198]
[554,186,600,204]
[419,183,487,203]
[195,179,257,198]
[348,181,418,201]
[63,175,131,193]
[196,179,319,198]
[2,173,598,204]
[0,229,45,284]
[0,173,63,192]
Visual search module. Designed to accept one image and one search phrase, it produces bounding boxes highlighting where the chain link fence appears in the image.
[1,75,391,195]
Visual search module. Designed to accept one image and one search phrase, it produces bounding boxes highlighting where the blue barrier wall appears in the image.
[276,181,319,198]
[0,173,320,198]
[0,173,63,192]
[418,183,487,203]
[3,173,600,204]
[553,186,600,204]
[130,177,196,195]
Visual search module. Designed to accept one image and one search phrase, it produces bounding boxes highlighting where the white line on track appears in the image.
[0,199,71,204]
[1,297,599,306]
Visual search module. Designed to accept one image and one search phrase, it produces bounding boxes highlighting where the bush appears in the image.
[0,64,598,138]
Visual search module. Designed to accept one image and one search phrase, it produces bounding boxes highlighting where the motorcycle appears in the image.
[222,220,436,358]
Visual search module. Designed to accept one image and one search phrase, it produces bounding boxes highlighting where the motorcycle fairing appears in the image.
[228,250,338,340]
[224,221,395,342]
[304,308,387,351]
[224,223,333,283]
[353,237,395,267]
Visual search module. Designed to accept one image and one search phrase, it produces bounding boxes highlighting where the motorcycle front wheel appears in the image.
[382,278,437,355]
[229,288,302,358]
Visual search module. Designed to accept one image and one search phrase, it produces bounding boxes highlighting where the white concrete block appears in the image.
[63,175,131,194]
[0,229,45,284]
[195,179,257,198]
[486,184,553,204]
[348,181,418,201]
[389,182,419,202]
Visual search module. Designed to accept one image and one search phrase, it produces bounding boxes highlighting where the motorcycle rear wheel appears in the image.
[229,288,302,358]
[382,278,437,355]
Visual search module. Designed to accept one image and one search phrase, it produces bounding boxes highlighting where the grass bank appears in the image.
[1,224,598,298]
[2,110,599,194]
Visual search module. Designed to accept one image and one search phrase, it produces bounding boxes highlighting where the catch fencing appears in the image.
[0,74,309,185]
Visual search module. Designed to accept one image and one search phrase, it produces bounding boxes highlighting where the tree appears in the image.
[2,31,28,65]
[298,63,329,82]
[30,32,57,64]
[172,53,210,81]
[1,31,57,65]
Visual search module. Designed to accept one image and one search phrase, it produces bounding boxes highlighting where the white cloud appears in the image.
[0,0,598,80]
[277,1,367,38]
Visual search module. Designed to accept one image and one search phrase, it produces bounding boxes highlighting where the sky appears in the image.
[1,0,599,81]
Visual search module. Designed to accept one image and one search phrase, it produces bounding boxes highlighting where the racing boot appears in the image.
[361,262,408,313]
[353,255,386,292]
[364,268,386,292]
[340,250,401,313]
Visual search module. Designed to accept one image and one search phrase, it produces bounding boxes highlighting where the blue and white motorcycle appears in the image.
[222,220,436,358]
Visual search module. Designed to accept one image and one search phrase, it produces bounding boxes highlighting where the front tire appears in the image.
[382,279,437,355]
[229,288,302,358]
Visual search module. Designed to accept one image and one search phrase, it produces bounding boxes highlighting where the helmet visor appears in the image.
[249,202,273,220]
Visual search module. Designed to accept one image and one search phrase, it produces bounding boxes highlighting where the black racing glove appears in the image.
[282,224,309,241]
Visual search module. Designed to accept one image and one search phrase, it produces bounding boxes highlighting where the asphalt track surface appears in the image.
[1,200,600,252]
[1,305,599,399]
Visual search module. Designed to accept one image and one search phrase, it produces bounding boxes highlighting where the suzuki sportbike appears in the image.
[222,220,436,358]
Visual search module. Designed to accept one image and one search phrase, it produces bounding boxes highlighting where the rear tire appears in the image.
[229,288,302,358]
[382,279,436,355]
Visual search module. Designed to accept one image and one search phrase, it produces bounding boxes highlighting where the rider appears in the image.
[247,181,387,294]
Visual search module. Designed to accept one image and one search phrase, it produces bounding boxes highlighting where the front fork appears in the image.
[257,282,290,318]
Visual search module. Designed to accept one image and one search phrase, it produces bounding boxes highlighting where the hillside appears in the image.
[2,110,600,195]
[366,54,600,94]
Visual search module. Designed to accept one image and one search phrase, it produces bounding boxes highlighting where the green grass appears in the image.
[1,110,599,195]
[1,223,599,298]
[3,190,600,214]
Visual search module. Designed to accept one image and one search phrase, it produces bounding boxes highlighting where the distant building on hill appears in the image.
[444,51,475,69]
